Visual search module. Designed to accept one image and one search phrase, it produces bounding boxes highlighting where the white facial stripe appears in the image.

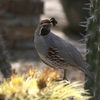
[39,26,43,35]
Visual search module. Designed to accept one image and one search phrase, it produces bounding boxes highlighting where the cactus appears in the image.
[0,67,92,100]
[0,35,11,79]
[83,0,100,99]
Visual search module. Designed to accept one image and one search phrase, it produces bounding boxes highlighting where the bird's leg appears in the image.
[63,69,68,81]
[63,69,66,79]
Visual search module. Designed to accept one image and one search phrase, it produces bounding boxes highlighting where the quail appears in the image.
[34,17,94,80]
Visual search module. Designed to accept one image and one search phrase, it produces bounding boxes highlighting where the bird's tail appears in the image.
[80,66,94,81]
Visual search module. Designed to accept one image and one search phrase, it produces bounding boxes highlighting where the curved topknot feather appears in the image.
[50,17,58,26]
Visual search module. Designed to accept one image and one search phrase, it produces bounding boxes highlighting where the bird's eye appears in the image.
[40,26,50,36]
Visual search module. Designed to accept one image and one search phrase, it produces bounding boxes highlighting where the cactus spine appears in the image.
[85,0,100,99]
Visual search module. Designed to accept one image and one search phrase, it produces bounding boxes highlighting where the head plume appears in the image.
[50,17,58,26]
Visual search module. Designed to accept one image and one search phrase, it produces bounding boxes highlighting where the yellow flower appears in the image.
[11,76,24,86]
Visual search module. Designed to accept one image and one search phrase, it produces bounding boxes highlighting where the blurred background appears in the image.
[0,0,90,82]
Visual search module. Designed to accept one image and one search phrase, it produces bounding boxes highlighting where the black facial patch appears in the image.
[40,26,50,36]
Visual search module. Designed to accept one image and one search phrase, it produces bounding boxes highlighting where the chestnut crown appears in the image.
[40,17,57,26]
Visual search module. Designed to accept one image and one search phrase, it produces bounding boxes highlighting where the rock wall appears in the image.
[0,0,44,48]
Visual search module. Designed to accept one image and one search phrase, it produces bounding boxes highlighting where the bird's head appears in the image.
[38,18,58,36]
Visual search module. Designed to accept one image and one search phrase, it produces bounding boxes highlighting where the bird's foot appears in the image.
[63,76,69,81]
